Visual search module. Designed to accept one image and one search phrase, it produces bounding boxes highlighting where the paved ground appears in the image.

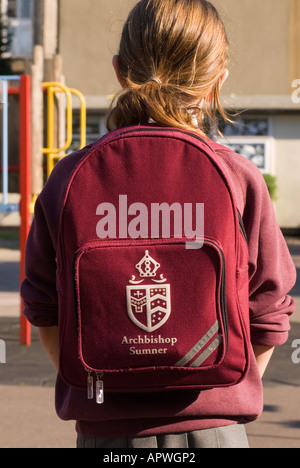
[0,236,299,448]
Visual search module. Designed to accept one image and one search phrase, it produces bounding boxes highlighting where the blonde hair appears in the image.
[107,0,231,137]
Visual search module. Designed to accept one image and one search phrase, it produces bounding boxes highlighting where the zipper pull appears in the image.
[96,373,104,405]
[86,368,94,400]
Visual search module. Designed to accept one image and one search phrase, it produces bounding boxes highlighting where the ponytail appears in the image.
[107,0,232,137]
[107,79,205,134]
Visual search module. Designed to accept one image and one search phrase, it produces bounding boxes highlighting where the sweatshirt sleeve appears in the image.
[244,168,296,347]
[20,146,92,327]
[216,146,296,347]
[20,194,59,327]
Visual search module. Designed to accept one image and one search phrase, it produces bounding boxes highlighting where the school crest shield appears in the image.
[126,250,171,333]
[126,284,171,333]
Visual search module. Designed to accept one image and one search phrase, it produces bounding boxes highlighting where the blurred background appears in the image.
[0,0,299,448]
[0,0,300,230]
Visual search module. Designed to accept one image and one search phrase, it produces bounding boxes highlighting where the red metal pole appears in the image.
[19,75,32,346]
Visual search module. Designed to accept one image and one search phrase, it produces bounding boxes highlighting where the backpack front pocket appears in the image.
[73,238,228,377]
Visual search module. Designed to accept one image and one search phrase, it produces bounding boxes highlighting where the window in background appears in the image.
[217,117,274,174]
[7,0,33,56]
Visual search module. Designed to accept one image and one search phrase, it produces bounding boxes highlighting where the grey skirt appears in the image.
[77,424,249,449]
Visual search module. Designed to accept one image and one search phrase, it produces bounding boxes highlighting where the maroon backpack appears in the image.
[57,126,251,404]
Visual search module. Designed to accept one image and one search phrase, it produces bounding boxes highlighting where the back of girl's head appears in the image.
[107,0,230,137]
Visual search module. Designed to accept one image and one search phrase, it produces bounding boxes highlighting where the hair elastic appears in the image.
[146,77,162,86]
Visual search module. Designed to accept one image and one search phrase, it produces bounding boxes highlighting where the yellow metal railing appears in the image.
[29,82,86,214]
[42,82,87,178]
[69,87,87,150]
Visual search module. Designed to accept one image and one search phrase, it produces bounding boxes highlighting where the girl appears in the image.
[21,0,296,449]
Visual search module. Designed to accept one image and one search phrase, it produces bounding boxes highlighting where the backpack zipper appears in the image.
[205,239,228,353]
[237,210,248,244]
[85,367,104,404]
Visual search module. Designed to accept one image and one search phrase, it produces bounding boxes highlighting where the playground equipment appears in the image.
[1,75,31,346]
[0,75,87,346]
[42,82,86,180]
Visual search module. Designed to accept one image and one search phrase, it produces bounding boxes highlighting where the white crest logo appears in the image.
[126,251,171,333]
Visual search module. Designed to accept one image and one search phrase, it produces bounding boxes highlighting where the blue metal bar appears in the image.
[1,79,9,204]
[0,204,19,213]
[0,76,20,213]
[0,76,20,81]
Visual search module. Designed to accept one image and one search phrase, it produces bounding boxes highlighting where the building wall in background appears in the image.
[59,0,136,102]
[1,0,300,229]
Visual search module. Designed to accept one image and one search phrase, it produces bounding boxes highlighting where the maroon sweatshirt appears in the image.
[21,127,296,438]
